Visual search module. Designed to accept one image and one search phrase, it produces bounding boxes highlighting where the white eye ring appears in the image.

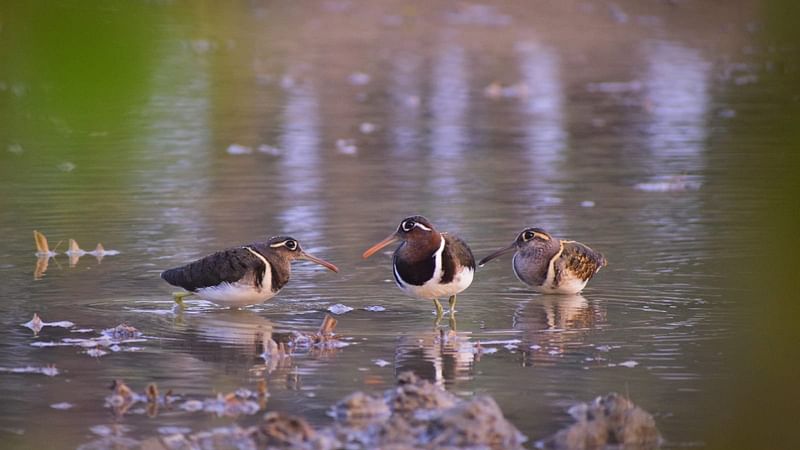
[401,220,415,232]
[285,240,297,250]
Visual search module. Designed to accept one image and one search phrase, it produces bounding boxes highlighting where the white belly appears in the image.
[196,282,278,307]
[533,277,588,294]
[396,266,474,300]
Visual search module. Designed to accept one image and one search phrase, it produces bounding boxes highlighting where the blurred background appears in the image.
[0,0,798,449]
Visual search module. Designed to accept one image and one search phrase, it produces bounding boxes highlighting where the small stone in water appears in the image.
[327,304,353,315]
[580,200,595,208]
[158,426,191,435]
[363,305,386,312]
[50,402,74,410]
[372,359,391,367]
[336,138,358,155]
[58,162,76,172]
[257,144,281,155]
[226,144,252,155]
[618,360,639,368]
[359,122,376,134]
[86,348,109,358]
[348,72,371,85]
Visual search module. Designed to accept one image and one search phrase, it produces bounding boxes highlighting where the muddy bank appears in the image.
[128,373,659,450]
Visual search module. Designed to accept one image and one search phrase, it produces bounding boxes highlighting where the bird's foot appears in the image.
[172,291,193,306]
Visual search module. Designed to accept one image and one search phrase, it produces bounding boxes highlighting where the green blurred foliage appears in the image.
[0,1,162,141]
[708,0,800,448]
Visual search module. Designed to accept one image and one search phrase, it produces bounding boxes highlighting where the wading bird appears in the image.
[362,216,475,318]
[479,227,606,294]
[162,236,338,307]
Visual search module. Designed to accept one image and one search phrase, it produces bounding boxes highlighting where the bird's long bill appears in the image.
[362,234,399,259]
[300,252,339,273]
[478,244,516,267]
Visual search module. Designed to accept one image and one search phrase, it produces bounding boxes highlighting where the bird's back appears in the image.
[161,247,264,292]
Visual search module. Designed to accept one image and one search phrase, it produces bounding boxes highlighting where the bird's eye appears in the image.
[401,220,415,232]
[523,231,535,241]
[285,240,298,250]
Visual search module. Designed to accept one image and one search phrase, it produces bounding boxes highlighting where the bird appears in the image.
[362,215,475,318]
[478,227,606,294]
[161,235,338,307]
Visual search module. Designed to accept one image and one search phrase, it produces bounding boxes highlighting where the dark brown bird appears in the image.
[479,228,606,294]
[161,236,338,307]
[362,216,475,316]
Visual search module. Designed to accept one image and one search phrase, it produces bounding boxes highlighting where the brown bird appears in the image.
[479,228,606,294]
[161,236,338,307]
[362,216,475,317]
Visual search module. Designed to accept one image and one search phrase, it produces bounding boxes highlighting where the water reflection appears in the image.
[278,80,324,240]
[513,295,606,364]
[394,324,475,387]
[643,41,710,177]
[517,42,568,228]
[390,51,423,156]
[429,40,469,217]
[33,255,50,280]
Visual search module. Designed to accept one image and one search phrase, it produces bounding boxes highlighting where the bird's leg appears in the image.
[449,314,457,331]
[433,298,444,318]
[448,295,457,316]
[172,291,193,306]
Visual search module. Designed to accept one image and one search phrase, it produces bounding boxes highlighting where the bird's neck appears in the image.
[398,232,443,263]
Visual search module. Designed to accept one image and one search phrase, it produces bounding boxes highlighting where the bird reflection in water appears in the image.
[394,318,475,388]
[513,295,606,366]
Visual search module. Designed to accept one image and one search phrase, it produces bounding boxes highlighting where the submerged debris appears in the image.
[22,313,75,335]
[34,230,57,257]
[34,231,119,271]
[536,393,662,449]
[267,314,347,359]
[31,322,146,357]
[634,175,702,192]
[101,324,142,340]
[0,365,59,377]
[104,379,264,419]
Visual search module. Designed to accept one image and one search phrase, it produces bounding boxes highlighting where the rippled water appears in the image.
[0,1,795,448]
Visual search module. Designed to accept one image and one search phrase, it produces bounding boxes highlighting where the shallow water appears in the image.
[0,1,796,448]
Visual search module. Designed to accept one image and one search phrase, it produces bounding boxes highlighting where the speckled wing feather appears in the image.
[441,233,475,283]
[161,247,266,292]
[554,241,607,285]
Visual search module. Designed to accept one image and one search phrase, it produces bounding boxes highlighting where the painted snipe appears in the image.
[161,236,338,307]
[362,216,475,317]
[479,227,606,294]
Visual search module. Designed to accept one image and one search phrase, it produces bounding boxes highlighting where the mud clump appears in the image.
[335,372,527,449]
[387,371,458,415]
[537,393,662,450]
[257,412,319,447]
[152,371,527,450]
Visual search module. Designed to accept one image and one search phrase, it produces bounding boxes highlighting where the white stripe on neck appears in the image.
[244,247,272,293]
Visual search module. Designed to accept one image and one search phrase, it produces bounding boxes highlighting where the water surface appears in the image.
[0,1,795,448]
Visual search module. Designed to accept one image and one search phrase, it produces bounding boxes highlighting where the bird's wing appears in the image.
[161,247,267,292]
[555,241,607,283]
[440,233,476,283]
